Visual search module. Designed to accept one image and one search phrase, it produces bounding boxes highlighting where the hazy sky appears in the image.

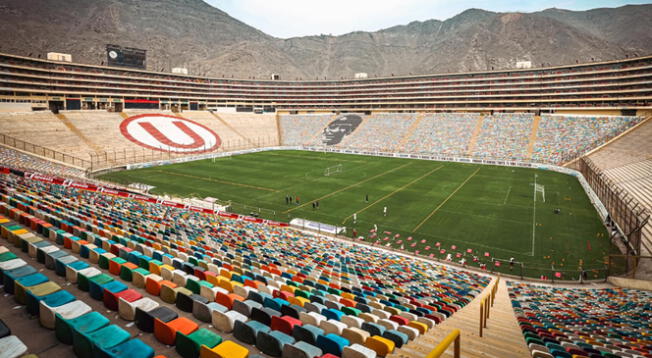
[204,0,650,38]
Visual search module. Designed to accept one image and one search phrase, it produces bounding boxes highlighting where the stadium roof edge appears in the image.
[2,51,652,85]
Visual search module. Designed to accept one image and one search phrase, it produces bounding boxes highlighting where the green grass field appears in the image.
[100,150,616,279]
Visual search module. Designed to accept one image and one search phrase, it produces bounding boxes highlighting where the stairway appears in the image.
[388,278,530,358]
[208,111,256,147]
[54,113,104,155]
[527,115,541,160]
[397,113,426,152]
[466,115,485,156]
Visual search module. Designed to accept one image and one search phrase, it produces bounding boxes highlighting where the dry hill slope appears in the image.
[0,0,650,79]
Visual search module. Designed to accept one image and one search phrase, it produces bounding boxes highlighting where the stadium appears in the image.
[0,1,651,358]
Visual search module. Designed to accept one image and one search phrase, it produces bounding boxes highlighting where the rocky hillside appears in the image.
[0,0,650,79]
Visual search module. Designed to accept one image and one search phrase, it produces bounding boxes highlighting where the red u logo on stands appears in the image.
[120,114,221,153]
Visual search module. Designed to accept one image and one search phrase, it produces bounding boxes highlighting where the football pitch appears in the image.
[99,150,615,278]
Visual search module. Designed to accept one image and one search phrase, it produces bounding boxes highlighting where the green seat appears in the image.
[0,251,18,262]
[77,268,102,291]
[342,307,361,316]
[56,311,110,345]
[185,278,202,294]
[176,328,222,358]
[74,324,130,358]
[120,264,137,281]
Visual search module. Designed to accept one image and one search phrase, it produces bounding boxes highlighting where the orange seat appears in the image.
[109,259,124,276]
[145,275,164,296]
[154,317,199,345]
[215,292,244,310]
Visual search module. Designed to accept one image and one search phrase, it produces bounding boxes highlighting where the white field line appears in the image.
[531,174,537,257]
[502,186,512,205]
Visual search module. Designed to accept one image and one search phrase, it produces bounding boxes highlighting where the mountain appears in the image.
[0,0,650,79]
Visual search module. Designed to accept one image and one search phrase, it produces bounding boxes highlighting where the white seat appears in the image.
[299,311,326,326]
[200,285,228,302]
[342,327,370,346]
[0,258,26,271]
[341,315,364,329]
[377,318,398,331]
[320,319,347,335]
[343,343,377,358]
[211,309,247,333]
[40,299,92,329]
[172,270,188,286]
[398,311,417,322]
[397,325,419,341]
[160,265,175,281]
[0,335,28,358]
[118,296,159,321]
[371,309,390,320]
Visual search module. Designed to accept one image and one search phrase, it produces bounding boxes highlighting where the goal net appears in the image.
[324,163,343,177]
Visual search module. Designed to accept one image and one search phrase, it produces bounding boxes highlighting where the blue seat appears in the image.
[98,338,155,358]
[41,289,76,309]
[234,319,270,345]
[2,265,36,294]
[361,322,385,336]
[256,330,295,357]
[383,329,409,348]
[55,255,78,276]
[321,308,344,321]
[315,333,349,356]
[292,324,324,345]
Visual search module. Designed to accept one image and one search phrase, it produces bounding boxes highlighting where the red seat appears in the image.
[271,315,302,335]
[104,288,142,311]
[390,315,410,326]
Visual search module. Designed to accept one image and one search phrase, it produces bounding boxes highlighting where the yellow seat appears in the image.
[288,296,309,307]
[408,320,428,335]
[365,335,395,356]
[281,284,296,294]
[200,340,249,358]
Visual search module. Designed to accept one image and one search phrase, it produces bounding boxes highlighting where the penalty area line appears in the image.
[412,167,481,232]
[342,165,443,224]
[283,162,413,214]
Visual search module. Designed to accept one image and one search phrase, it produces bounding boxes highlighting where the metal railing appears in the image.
[579,157,650,256]
[89,136,278,171]
[479,277,499,337]
[426,329,461,358]
[607,255,652,278]
[0,133,90,168]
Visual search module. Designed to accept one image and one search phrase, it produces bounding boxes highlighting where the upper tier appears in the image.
[1,53,652,111]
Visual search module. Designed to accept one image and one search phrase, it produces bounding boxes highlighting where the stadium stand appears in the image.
[278,113,641,164]
[509,282,652,358]
[472,113,533,161]
[279,114,338,147]
[400,113,479,156]
[532,115,641,164]
[0,146,86,178]
[336,113,416,152]
[0,171,491,357]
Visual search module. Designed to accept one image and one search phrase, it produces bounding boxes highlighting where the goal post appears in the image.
[324,163,343,177]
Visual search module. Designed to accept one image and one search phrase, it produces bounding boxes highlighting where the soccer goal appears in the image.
[534,183,545,202]
[212,153,232,163]
[324,163,343,176]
